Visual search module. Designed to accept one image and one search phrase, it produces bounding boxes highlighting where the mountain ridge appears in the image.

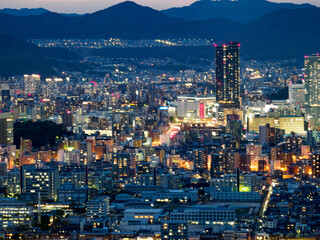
[0,1,320,60]
[0,34,82,77]
[0,8,49,16]
[0,7,83,17]
[162,0,315,23]
[0,1,240,40]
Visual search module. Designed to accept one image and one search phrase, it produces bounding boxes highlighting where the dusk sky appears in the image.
[0,0,319,13]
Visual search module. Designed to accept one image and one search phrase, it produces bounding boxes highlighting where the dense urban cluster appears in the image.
[31,39,212,49]
[0,40,319,240]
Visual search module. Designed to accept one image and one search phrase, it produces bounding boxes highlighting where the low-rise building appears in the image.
[120,208,164,225]
[161,220,188,240]
[170,205,235,225]
[141,189,197,202]
[0,198,32,228]
[57,183,89,204]
[206,187,261,202]
[86,196,110,222]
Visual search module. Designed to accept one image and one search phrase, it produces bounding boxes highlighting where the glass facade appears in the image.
[305,55,320,118]
[215,42,240,108]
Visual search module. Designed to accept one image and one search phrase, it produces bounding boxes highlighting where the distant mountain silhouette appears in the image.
[0,1,239,39]
[0,1,320,61]
[0,8,49,16]
[0,7,83,17]
[162,0,315,23]
[0,35,81,77]
[235,7,320,60]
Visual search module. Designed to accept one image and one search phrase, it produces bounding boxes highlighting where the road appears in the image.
[253,180,275,238]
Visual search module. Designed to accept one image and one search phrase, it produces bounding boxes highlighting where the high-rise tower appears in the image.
[215,42,240,108]
[24,74,41,95]
[0,112,13,146]
[305,55,320,118]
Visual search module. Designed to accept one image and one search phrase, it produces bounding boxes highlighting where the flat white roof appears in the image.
[124,209,162,213]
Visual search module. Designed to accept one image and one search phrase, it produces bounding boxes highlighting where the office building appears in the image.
[6,170,21,195]
[170,205,235,225]
[57,183,89,204]
[226,114,242,137]
[270,160,281,174]
[289,83,305,107]
[44,78,63,97]
[225,151,239,174]
[246,144,262,171]
[161,221,188,240]
[62,111,74,128]
[211,153,225,177]
[301,145,311,157]
[312,151,320,178]
[20,138,32,153]
[239,154,251,171]
[215,42,240,108]
[305,55,320,117]
[206,187,261,202]
[210,172,260,192]
[285,133,302,151]
[80,141,92,165]
[259,124,284,147]
[24,74,41,95]
[0,198,32,228]
[249,116,305,134]
[175,95,217,120]
[21,167,59,200]
[0,112,13,146]
[120,208,163,225]
[112,153,131,179]
[141,189,197,203]
[86,196,110,221]
[193,148,208,170]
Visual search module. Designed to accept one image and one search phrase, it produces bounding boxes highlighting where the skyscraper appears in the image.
[215,42,240,108]
[305,55,320,117]
[0,112,13,146]
[24,74,41,95]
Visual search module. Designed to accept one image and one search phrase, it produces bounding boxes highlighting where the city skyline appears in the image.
[0,0,320,14]
[1,0,320,237]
